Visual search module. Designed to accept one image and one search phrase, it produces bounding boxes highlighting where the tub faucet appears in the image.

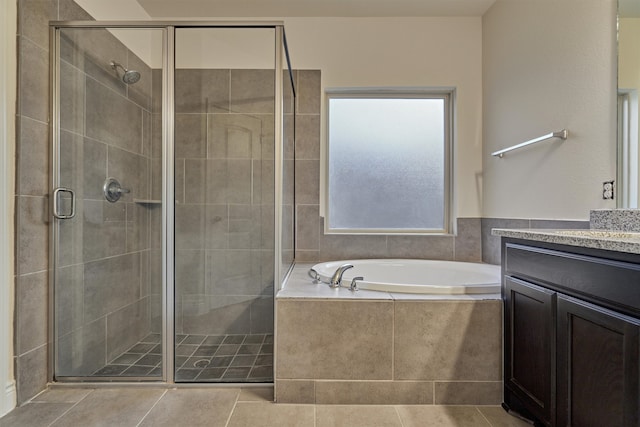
[330,264,354,288]
[349,276,363,292]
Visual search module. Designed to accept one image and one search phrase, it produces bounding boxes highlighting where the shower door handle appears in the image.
[53,187,76,219]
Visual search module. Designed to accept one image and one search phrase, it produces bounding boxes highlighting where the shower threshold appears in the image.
[92,333,274,382]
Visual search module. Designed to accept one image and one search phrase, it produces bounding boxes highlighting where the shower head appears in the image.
[110,60,141,85]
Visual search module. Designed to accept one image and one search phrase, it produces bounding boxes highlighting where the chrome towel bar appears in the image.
[492,129,568,158]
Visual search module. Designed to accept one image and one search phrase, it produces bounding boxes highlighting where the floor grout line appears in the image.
[46,388,95,427]
[475,406,494,427]
[135,389,168,427]
[394,406,406,427]
[223,389,241,427]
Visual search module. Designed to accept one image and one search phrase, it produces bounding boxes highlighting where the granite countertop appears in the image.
[492,228,640,255]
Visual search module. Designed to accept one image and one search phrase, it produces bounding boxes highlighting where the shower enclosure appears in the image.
[49,22,295,383]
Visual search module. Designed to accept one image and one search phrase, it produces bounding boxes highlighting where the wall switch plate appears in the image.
[603,180,614,200]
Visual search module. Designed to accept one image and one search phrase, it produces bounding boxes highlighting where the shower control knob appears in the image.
[104,177,130,203]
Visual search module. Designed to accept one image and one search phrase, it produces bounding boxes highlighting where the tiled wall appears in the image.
[293,70,484,264]
[281,70,295,281]
[12,0,590,404]
[481,218,589,265]
[15,0,95,404]
[276,297,502,404]
[169,68,278,336]
[54,27,159,376]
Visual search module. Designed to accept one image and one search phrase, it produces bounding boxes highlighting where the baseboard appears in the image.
[0,379,16,417]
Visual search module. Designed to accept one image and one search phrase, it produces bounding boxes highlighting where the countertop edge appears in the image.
[491,228,640,255]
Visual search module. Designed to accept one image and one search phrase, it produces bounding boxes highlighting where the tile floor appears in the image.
[92,333,273,382]
[0,387,532,427]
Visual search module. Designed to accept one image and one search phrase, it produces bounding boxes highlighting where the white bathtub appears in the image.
[310,259,501,294]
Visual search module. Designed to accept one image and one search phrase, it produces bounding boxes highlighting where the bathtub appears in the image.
[310,259,501,294]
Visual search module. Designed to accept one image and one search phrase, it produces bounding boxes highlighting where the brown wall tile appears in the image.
[386,235,454,260]
[230,69,275,114]
[434,381,502,405]
[276,300,393,380]
[175,69,229,113]
[315,380,434,405]
[16,195,49,275]
[394,301,502,381]
[275,380,315,403]
[17,117,49,197]
[295,114,320,160]
[15,345,48,404]
[296,205,319,250]
[19,37,49,122]
[16,272,48,355]
[297,70,321,114]
[294,159,319,204]
[18,0,56,48]
[106,298,150,362]
[454,217,482,262]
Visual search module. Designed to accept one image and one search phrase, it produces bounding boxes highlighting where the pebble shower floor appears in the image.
[93,333,274,382]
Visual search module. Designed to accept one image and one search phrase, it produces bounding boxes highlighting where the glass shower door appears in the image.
[173,27,276,382]
[52,27,164,379]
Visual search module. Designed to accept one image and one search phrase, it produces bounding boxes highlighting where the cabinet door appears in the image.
[504,276,556,426]
[557,295,640,427]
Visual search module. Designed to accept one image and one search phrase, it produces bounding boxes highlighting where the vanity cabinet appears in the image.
[502,238,640,427]
[556,295,640,427]
[504,276,556,425]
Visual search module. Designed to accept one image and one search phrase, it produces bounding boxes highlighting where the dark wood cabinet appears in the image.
[556,295,640,427]
[504,277,556,426]
[502,238,640,427]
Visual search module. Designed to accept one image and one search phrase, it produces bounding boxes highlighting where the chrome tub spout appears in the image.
[330,263,354,288]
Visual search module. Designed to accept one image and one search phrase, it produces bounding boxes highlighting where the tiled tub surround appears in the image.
[275,265,502,405]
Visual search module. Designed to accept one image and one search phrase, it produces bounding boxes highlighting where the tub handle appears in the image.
[308,268,320,283]
[349,276,363,292]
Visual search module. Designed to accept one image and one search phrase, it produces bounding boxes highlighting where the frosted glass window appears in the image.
[327,92,451,233]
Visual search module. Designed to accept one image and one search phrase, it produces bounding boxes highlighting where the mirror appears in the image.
[618,0,640,207]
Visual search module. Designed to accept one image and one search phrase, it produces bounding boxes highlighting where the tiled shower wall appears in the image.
[166,68,278,336]
[54,27,158,376]
[15,0,94,404]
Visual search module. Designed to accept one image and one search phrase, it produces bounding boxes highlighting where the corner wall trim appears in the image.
[0,0,17,416]
[1,381,16,417]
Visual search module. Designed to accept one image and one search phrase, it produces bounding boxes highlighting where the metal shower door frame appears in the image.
[49,21,288,384]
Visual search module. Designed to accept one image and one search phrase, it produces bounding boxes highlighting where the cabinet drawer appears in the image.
[504,242,640,316]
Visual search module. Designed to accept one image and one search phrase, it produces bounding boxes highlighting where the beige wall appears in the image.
[619,18,640,90]
[482,0,618,220]
[284,17,483,219]
[75,2,620,222]
[74,5,486,219]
